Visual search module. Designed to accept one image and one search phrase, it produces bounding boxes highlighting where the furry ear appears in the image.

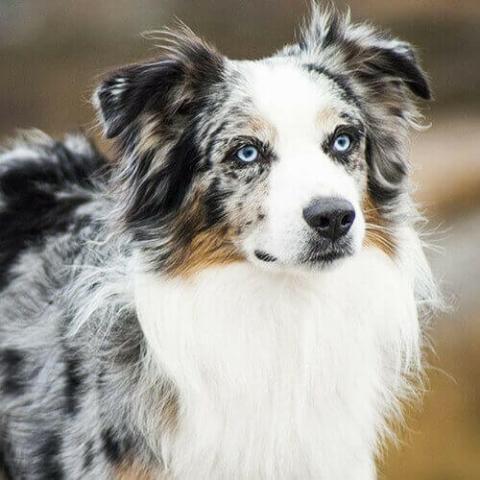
[93,27,224,139]
[351,41,431,100]
[299,4,431,100]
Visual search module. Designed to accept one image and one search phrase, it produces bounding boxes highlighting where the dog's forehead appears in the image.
[235,59,348,137]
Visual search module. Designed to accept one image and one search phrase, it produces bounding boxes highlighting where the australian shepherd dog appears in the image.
[0,4,438,479]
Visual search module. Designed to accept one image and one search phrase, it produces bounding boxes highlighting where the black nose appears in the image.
[302,197,356,241]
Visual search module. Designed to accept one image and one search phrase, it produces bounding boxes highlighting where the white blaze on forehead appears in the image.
[244,60,341,142]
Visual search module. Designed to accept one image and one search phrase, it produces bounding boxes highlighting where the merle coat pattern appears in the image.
[0,5,437,480]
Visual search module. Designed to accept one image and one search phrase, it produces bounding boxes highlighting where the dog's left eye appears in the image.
[332,133,352,153]
[236,145,259,163]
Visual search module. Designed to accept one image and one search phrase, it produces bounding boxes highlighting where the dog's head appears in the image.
[94,5,430,276]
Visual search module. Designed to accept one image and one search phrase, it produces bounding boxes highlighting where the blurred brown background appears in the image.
[1,1,479,478]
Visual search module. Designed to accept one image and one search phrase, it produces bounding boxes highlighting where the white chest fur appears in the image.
[134,247,420,480]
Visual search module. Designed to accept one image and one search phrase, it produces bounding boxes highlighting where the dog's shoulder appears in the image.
[0,132,150,479]
[0,131,110,289]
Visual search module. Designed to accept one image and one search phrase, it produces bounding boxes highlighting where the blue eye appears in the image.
[236,145,259,163]
[332,134,352,153]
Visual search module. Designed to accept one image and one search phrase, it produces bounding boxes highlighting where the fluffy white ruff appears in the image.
[134,244,421,480]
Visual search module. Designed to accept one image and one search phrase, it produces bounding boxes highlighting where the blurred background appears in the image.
[0,1,479,478]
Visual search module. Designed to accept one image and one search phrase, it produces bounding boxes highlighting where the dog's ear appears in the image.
[359,42,431,100]
[93,27,224,139]
[298,4,431,101]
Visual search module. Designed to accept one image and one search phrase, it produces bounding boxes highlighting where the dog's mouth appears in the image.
[301,238,354,267]
[305,250,349,264]
[254,250,278,263]
[253,242,353,268]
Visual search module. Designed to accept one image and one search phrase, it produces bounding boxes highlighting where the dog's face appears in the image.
[95,7,430,276]
[192,58,368,271]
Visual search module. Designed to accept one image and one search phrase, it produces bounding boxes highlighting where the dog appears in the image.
[0,4,438,479]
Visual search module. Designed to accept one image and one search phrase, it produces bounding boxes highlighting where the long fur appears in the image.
[0,4,438,479]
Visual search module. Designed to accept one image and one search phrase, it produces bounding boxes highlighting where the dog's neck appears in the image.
[133,246,420,480]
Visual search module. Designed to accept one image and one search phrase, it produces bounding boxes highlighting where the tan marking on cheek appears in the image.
[165,192,244,277]
[168,226,243,277]
[363,193,396,257]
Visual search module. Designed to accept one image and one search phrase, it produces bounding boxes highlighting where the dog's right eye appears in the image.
[332,134,352,153]
[235,145,259,163]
